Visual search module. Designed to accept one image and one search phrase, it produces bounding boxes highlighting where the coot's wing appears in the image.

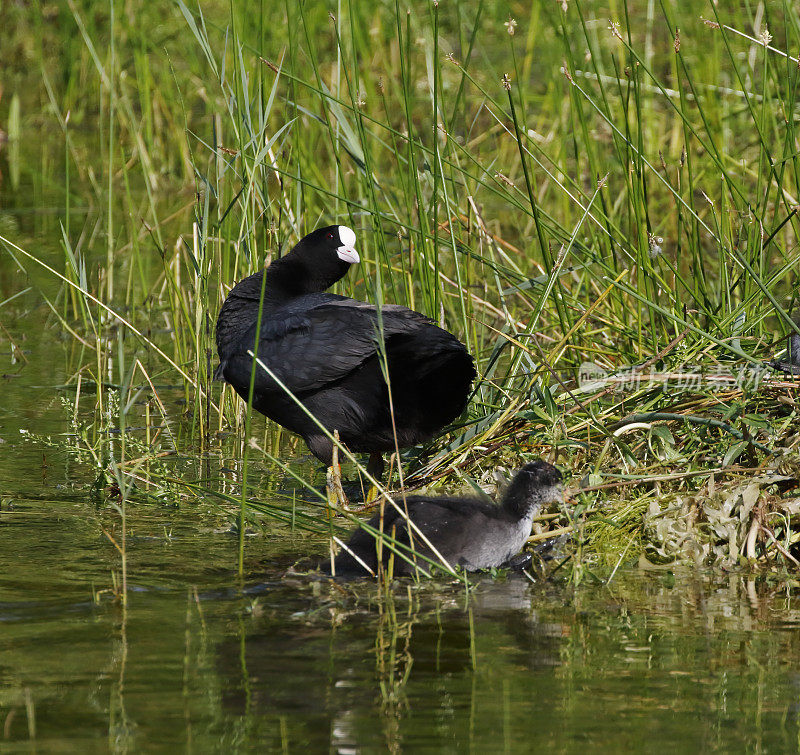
[393,498,486,569]
[336,497,468,575]
[227,300,431,395]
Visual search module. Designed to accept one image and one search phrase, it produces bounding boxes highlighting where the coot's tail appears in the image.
[387,329,476,433]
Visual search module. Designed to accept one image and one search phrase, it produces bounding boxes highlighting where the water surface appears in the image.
[3,495,800,752]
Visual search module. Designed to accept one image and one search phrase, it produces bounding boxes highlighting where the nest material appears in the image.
[644,456,800,568]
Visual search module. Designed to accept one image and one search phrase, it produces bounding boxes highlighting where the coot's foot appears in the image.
[771,332,800,374]
[771,359,800,375]
[532,532,573,561]
[502,552,533,571]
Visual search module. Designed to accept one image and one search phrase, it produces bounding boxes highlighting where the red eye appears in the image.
[327,232,334,239]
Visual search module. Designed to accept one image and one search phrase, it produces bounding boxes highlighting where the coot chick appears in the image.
[772,331,800,374]
[332,460,563,577]
[215,225,476,479]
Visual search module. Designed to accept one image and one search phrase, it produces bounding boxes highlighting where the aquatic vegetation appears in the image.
[643,452,800,567]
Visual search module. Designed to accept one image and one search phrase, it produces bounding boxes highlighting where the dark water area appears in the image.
[3,494,800,752]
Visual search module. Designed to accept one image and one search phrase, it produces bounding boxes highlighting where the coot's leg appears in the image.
[365,452,385,502]
[367,452,385,478]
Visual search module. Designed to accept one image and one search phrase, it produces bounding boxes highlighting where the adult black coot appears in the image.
[215,225,476,488]
[332,460,564,576]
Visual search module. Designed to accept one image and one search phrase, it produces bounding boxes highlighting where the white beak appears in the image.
[336,225,359,264]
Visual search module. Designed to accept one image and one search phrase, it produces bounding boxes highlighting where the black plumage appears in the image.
[333,460,564,576]
[215,225,476,465]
